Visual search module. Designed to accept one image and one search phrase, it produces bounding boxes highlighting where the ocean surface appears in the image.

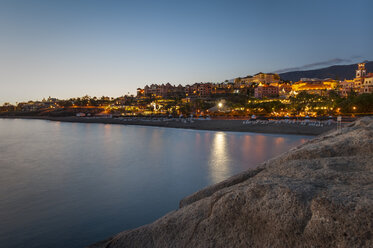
[0,118,310,248]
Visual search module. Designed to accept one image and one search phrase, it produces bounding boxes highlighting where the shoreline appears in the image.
[88,117,373,248]
[0,116,337,136]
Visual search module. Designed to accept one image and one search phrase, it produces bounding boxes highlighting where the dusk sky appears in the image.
[1,0,372,104]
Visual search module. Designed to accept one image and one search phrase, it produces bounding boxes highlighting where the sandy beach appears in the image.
[0,116,338,135]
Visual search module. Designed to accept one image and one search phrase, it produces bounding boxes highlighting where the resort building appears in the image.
[139,83,185,98]
[361,74,373,94]
[356,63,367,78]
[254,85,279,98]
[234,73,280,87]
[291,78,338,95]
[339,63,373,96]
[185,83,212,97]
[211,82,234,95]
[339,80,355,97]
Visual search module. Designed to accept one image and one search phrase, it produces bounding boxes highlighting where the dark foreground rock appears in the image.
[90,117,373,248]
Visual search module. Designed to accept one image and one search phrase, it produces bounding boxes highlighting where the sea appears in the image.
[0,118,310,248]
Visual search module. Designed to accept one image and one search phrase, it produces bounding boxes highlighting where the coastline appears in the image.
[89,117,373,248]
[0,116,337,136]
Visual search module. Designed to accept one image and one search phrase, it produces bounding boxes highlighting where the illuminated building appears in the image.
[254,84,279,98]
[211,82,234,95]
[352,63,366,91]
[234,73,280,87]
[292,78,338,95]
[140,83,185,98]
[136,88,144,97]
[339,80,354,97]
[185,83,212,97]
[339,63,373,96]
[361,73,373,94]
[356,63,367,78]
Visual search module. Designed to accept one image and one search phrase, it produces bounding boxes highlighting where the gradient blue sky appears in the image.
[1,0,372,104]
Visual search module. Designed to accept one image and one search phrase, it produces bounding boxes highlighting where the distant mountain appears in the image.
[279,61,373,82]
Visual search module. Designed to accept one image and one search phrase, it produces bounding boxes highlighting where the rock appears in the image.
[90,117,373,248]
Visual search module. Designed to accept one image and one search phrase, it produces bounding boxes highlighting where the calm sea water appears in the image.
[0,119,310,248]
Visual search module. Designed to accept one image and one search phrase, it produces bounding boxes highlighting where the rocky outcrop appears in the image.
[91,117,373,248]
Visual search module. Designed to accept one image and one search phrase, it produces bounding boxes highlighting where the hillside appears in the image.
[279,61,373,81]
[90,117,373,248]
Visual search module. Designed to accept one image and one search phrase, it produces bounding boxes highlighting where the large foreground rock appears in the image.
[91,117,373,248]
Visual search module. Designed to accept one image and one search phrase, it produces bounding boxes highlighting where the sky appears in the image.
[0,0,372,104]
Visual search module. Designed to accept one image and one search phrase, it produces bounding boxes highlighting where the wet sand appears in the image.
[0,116,337,135]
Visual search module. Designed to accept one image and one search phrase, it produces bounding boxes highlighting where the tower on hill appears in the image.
[356,63,366,78]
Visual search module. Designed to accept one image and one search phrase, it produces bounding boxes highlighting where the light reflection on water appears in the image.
[209,132,230,184]
[0,119,310,248]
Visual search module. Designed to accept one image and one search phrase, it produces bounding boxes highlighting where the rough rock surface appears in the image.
[90,117,373,248]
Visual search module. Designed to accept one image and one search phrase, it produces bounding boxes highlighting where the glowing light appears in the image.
[209,132,230,184]
[218,102,223,108]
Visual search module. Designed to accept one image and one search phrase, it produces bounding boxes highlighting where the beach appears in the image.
[0,116,337,135]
